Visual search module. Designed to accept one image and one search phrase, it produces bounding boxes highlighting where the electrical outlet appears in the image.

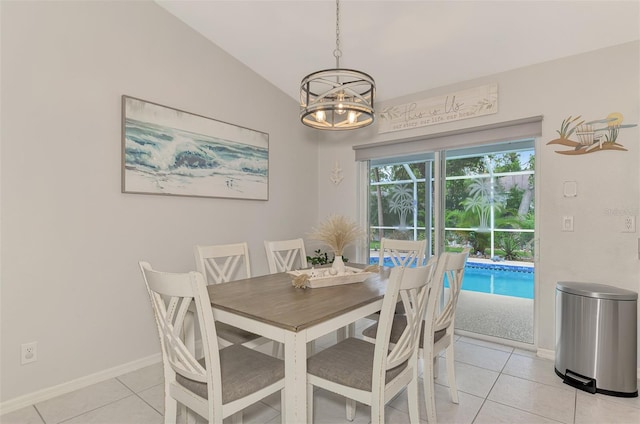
[622,216,636,233]
[21,342,37,365]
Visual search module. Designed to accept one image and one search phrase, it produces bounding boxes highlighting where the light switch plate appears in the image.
[622,216,636,233]
[562,216,574,232]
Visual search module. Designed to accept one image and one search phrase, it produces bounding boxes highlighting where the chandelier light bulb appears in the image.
[315,110,326,122]
[336,92,346,115]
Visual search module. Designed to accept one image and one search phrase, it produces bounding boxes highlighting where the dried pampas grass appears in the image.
[309,215,364,255]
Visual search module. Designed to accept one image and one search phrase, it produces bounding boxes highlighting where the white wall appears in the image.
[0,1,318,403]
[316,42,640,357]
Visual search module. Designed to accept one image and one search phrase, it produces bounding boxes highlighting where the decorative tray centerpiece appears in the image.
[288,266,374,289]
[290,214,381,289]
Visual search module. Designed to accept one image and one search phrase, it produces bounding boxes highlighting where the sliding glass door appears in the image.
[444,143,535,343]
[363,141,535,344]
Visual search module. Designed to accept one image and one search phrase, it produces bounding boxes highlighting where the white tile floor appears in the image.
[3,319,639,424]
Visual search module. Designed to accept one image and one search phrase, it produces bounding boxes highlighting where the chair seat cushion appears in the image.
[362,316,446,348]
[176,344,284,404]
[215,321,262,344]
[307,338,407,391]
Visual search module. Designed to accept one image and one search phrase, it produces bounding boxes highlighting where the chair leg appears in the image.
[307,384,314,424]
[346,398,356,421]
[272,341,281,358]
[423,356,437,424]
[371,397,384,424]
[280,389,285,423]
[337,326,348,341]
[176,405,185,424]
[407,374,420,424]
[164,391,178,424]
[445,344,459,403]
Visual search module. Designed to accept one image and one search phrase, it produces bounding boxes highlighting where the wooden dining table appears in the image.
[206,267,389,423]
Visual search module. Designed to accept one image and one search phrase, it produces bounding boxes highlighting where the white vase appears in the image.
[332,255,346,274]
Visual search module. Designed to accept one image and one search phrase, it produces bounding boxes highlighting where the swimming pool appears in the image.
[369,257,534,299]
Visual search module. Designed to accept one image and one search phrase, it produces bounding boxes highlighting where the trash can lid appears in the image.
[557,281,638,300]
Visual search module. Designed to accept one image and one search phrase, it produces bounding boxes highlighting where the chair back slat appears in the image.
[379,238,427,267]
[264,238,307,273]
[161,296,206,380]
[194,243,251,284]
[274,250,296,271]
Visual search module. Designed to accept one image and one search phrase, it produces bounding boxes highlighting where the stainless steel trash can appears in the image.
[555,281,638,397]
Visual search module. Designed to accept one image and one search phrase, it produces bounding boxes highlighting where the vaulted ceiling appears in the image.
[157,0,640,103]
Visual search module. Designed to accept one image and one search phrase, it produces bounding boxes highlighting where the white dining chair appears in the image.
[264,238,307,273]
[139,262,285,424]
[194,243,273,351]
[362,248,470,423]
[377,238,427,268]
[306,263,435,424]
[421,249,469,422]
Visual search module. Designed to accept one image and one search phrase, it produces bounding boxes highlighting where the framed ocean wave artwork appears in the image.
[122,95,269,200]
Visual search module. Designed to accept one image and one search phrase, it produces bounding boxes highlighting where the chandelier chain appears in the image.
[333,0,341,68]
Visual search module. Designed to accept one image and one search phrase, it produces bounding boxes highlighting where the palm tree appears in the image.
[462,178,505,230]
[389,184,414,229]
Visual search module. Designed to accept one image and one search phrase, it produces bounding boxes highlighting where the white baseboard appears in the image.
[536,347,555,360]
[0,353,162,416]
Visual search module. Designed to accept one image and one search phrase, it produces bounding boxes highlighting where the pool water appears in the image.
[369,257,534,299]
[461,263,534,299]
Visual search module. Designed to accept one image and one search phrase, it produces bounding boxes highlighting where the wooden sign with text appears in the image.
[377,83,498,134]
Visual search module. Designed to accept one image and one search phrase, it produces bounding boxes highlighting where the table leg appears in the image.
[284,330,308,422]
